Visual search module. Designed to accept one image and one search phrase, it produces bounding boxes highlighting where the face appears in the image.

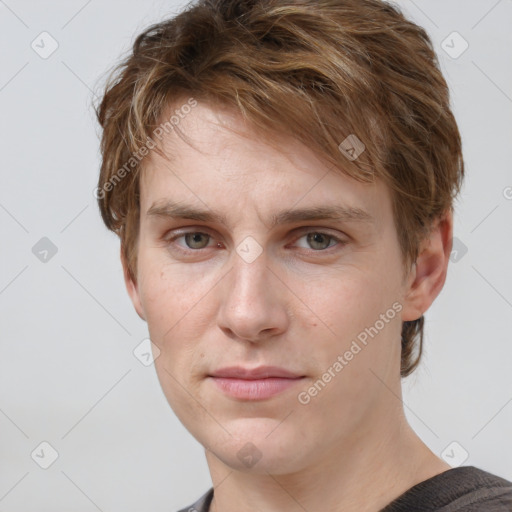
[125,100,426,475]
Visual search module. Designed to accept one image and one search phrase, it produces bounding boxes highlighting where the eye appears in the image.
[164,229,345,255]
[168,231,216,250]
[185,232,210,249]
[293,232,343,251]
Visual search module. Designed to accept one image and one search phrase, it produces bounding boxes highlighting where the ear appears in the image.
[120,245,146,321]
[401,209,453,322]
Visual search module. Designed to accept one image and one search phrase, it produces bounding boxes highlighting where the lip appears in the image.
[208,366,305,400]
[210,365,303,379]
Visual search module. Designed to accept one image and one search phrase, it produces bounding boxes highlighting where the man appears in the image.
[95,0,512,510]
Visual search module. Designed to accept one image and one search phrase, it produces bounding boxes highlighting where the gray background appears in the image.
[1,0,511,510]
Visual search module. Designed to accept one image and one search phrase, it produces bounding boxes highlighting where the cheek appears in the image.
[297,270,383,335]
[136,251,221,377]
[296,267,403,375]
[138,250,207,323]
[137,255,211,408]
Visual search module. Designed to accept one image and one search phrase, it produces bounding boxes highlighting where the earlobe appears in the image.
[120,246,146,322]
[401,210,453,322]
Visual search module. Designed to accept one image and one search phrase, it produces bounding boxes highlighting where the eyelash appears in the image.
[164,229,346,255]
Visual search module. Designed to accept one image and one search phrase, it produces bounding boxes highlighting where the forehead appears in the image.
[140,100,391,228]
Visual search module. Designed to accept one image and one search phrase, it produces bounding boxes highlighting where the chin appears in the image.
[210,441,305,475]
[203,419,308,474]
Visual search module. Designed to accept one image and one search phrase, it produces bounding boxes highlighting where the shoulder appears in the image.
[381,466,512,511]
[176,488,214,512]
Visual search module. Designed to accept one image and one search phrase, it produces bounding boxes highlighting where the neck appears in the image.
[205,403,451,512]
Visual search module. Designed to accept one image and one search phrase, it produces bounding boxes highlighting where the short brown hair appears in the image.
[95,0,464,377]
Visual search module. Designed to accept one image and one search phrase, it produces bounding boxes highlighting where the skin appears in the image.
[123,99,453,512]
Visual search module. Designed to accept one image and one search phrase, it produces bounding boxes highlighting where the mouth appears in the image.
[207,366,306,400]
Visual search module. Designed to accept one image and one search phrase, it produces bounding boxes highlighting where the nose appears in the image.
[217,253,290,343]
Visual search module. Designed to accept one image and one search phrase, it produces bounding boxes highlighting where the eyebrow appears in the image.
[146,200,375,228]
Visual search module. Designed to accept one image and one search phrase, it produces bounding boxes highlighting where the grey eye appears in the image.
[306,233,334,250]
[184,232,211,249]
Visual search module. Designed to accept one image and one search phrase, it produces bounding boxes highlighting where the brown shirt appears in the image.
[177,466,512,512]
